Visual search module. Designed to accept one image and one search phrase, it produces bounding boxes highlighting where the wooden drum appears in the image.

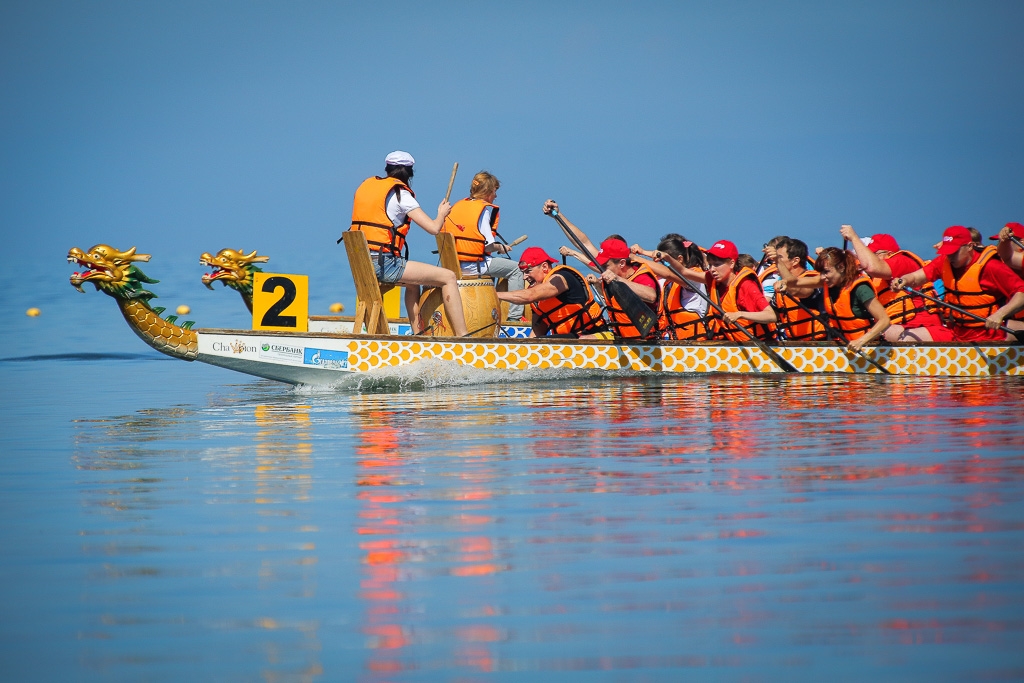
[417,277,500,338]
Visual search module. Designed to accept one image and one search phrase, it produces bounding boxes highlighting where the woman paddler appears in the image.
[815,247,891,352]
[631,235,712,340]
[495,246,607,338]
[348,151,468,337]
[703,239,778,341]
[440,171,525,321]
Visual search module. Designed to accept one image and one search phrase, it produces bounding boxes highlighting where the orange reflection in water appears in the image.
[351,396,508,677]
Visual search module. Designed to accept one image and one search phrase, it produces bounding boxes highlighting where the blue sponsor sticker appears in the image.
[303,347,349,369]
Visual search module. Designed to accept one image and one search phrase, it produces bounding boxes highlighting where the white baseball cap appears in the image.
[385,150,415,167]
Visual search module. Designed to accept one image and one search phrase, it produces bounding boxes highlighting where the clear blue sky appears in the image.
[3,0,1023,269]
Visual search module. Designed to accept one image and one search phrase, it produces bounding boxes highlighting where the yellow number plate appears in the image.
[252,273,308,331]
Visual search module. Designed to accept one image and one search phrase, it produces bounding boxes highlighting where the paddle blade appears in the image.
[606,280,658,338]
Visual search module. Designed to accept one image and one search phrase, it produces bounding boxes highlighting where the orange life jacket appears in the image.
[349,176,415,256]
[441,198,500,263]
[870,250,939,325]
[773,270,827,341]
[530,265,606,337]
[661,280,712,340]
[822,275,875,340]
[601,263,663,339]
[757,264,778,284]
[709,267,776,342]
[940,246,1003,327]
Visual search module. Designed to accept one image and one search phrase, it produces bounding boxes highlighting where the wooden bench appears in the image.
[342,231,393,335]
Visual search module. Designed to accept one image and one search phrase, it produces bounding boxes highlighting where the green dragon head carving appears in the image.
[200,248,269,296]
[68,244,159,302]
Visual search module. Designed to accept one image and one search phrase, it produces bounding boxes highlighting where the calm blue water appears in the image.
[2,258,1023,681]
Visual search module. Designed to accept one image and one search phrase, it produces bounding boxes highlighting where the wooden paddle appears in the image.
[901,285,1023,342]
[657,257,798,372]
[549,210,658,338]
[443,162,458,203]
[491,233,528,259]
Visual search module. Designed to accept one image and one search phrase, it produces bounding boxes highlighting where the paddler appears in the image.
[893,225,1024,342]
[538,200,661,340]
[495,246,607,338]
[839,225,953,343]
[586,237,663,340]
[704,239,778,341]
[631,236,711,340]
[815,247,890,352]
[348,151,469,336]
[440,171,525,321]
[767,237,828,341]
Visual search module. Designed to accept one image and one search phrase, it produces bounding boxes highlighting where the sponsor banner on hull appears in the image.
[209,339,260,357]
[259,342,304,363]
[304,347,349,370]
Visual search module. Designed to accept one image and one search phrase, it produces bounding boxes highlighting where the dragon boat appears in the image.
[68,243,1024,386]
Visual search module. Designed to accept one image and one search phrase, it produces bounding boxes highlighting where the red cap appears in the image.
[518,246,556,270]
[595,238,630,265]
[867,233,900,253]
[989,222,1024,241]
[707,240,739,260]
[937,226,972,256]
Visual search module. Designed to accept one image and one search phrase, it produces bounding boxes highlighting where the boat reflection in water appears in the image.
[59,374,1024,680]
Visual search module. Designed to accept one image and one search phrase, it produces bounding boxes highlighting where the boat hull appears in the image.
[194,328,1024,385]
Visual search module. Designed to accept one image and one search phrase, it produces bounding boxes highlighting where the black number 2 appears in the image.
[260,276,297,327]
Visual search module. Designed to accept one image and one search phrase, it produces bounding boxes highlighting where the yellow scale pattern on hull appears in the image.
[338,339,1022,376]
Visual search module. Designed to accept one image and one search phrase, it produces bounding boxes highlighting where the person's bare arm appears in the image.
[496,274,568,305]
[559,246,600,274]
[407,201,452,236]
[596,270,657,303]
[542,200,598,255]
[723,304,778,325]
[890,268,928,291]
[848,297,891,352]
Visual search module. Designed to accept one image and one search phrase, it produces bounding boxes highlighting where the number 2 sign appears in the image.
[252,273,309,332]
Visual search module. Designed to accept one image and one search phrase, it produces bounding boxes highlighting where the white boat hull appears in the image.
[193,328,1024,386]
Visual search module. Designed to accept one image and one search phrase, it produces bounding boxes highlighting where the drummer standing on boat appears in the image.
[348,151,469,337]
[441,172,526,321]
